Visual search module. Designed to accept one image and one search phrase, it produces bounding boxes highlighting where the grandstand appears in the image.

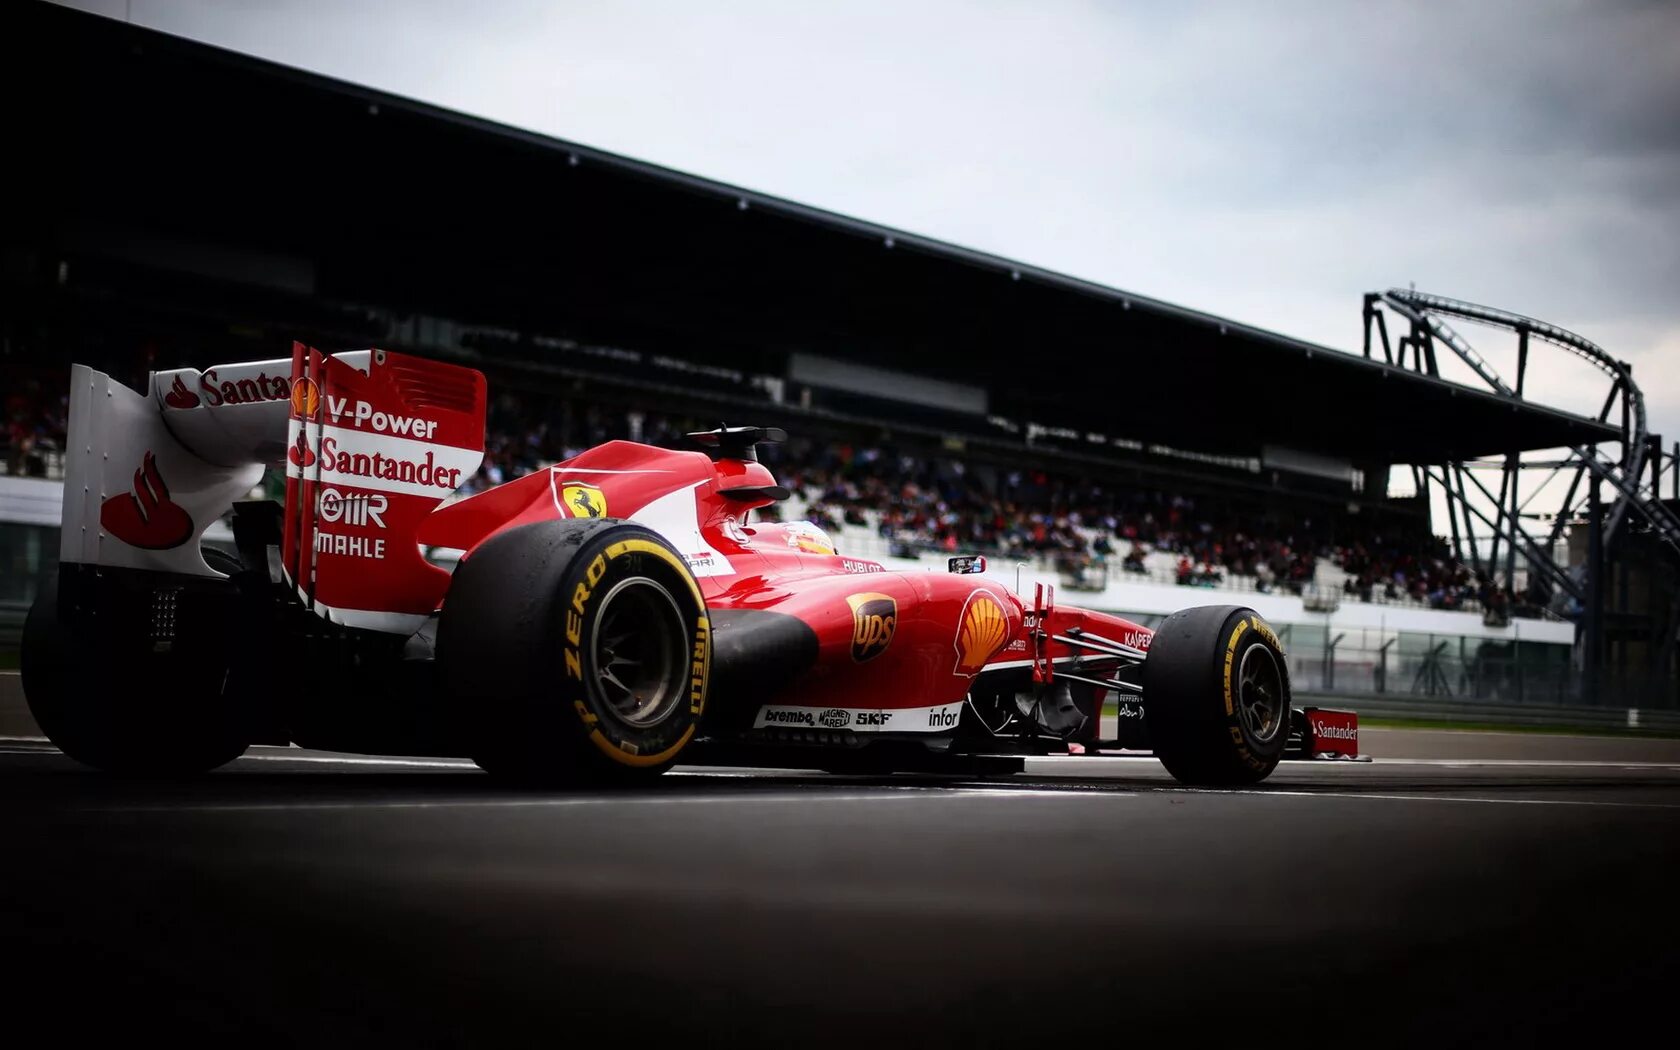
[0,2,1658,707]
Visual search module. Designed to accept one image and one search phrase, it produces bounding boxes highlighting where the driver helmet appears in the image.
[784,519,838,556]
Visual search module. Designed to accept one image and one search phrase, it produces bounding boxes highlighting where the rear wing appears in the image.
[61,345,485,635]
[283,345,484,632]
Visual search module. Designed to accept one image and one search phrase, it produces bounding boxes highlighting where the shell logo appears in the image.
[290,377,320,419]
[953,590,1009,676]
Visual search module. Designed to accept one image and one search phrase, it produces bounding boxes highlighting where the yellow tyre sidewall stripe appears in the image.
[571,533,709,767]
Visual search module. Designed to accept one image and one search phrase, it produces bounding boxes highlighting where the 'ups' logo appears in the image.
[953,590,1009,676]
[846,591,896,663]
[562,483,608,519]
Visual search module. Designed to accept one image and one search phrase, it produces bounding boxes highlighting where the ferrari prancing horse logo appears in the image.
[562,483,608,519]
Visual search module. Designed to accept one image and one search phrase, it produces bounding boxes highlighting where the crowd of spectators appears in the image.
[3,368,1494,613]
[1336,536,1495,612]
[3,374,68,479]
[782,438,1092,561]
[416,395,1501,613]
[462,393,707,493]
[770,435,1509,612]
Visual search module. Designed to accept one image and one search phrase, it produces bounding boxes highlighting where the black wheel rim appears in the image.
[586,577,689,729]
[1236,643,1284,744]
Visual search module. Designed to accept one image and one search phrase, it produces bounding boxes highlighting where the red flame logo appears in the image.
[289,427,316,467]
[163,374,200,409]
[100,452,194,550]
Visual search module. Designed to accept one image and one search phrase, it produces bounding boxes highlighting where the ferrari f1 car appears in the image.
[22,348,1359,784]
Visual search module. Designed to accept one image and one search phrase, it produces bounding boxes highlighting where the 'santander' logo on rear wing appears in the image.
[283,344,486,635]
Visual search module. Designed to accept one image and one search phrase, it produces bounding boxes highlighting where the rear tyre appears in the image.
[21,559,251,775]
[1142,605,1291,786]
[438,519,709,784]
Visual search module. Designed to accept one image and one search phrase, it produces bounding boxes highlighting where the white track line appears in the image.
[87,783,1678,814]
[0,745,480,768]
[1021,754,1680,772]
[1369,758,1680,769]
[239,753,474,769]
[1366,726,1663,740]
[90,787,1128,815]
[5,741,1677,774]
[1167,787,1680,810]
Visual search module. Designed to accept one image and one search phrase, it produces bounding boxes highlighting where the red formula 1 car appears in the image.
[22,348,1358,784]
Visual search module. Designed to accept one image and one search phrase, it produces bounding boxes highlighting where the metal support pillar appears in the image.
[1514,327,1529,396]
[1505,452,1519,599]
[1648,434,1662,499]
[1585,477,1604,702]
[1617,543,1629,700]
[1452,466,1482,574]
[1487,460,1512,578]
[1441,469,1465,565]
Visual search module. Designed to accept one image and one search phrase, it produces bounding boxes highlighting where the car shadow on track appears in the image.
[4,743,1677,816]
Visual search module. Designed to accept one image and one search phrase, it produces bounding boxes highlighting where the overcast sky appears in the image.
[62,0,1680,456]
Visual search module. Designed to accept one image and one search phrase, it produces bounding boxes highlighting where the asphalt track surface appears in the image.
[2,719,1678,1048]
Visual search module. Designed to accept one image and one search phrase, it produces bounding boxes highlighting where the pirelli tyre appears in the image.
[438,518,710,783]
[1142,604,1291,786]
[20,549,251,775]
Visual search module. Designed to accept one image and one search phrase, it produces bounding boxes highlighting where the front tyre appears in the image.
[438,519,709,783]
[1142,605,1291,785]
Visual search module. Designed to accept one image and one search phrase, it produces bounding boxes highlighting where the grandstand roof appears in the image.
[12,2,1618,465]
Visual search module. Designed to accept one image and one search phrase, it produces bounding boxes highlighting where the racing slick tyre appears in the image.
[1142,604,1290,786]
[20,550,251,775]
[438,519,709,784]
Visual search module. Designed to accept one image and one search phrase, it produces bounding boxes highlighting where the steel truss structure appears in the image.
[1362,290,1680,701]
